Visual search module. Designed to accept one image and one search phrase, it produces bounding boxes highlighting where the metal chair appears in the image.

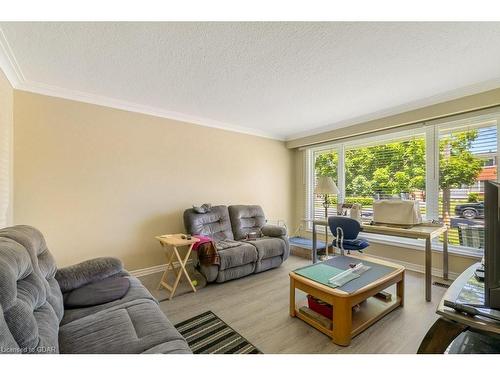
[328,216,369,256]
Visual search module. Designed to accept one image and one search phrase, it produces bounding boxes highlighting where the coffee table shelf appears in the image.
[294,295,402,339]
[351,296,402,336]
[290,254,405,346]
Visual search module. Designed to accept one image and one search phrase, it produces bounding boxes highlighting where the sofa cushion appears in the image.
[184,205,234,241]
[59,299,191,354]
[218,243,258,271]
[60,276,156,325]
[247,237,285,260]
[261,224,287,237]
[228,205,267,241]
[255,255,283,273]
[0,226,63,354]
[216,263,256,283]
[64,277,130,308]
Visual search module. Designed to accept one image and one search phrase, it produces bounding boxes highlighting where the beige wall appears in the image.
[0,68,13,228]
[292,149,478,277]
[13,91,294,270]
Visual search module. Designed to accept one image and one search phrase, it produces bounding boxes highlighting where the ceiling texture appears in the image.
[1,22,500,140]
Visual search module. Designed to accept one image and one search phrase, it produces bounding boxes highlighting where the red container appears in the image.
[307,294,332,319]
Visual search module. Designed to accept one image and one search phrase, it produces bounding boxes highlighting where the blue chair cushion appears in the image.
[328,216,361,240]
[332,238,369,251]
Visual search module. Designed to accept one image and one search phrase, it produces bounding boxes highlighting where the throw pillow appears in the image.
[193,203,212,214]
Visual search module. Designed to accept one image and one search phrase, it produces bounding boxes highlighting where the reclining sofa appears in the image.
[0,225,191,354]
[183,205,289,283]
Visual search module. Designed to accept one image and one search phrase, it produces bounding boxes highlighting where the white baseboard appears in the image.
[366,253,459,280]
[130,259,194,277]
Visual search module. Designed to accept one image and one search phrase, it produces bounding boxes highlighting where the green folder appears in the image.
[294,263,346,288]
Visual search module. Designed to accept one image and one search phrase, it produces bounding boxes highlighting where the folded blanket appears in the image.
[215,239,243,251]
[192,235,213,252]
[193,235,219,266]
[192,236,244,266]
[196,242,220,266]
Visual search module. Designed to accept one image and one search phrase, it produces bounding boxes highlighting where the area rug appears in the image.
[174,311,262,354]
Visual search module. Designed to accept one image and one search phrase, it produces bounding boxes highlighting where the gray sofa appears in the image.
[183,205,289,283]
[0,225,191,354]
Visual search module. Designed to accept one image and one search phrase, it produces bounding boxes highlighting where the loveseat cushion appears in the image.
[228,205,267,241]
[261,224,287,237]
[216,263,256,283]
[218,243,258,270]
[64,276,131,308]
[255,255,283,273]
[247,237,286,260]
[60,276,156,325]
[59,299,191,354]
[184,205,234,241]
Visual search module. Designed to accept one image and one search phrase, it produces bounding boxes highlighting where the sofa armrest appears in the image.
[55,257,127,293]
[261,224,287,237]
[261,225,290,261]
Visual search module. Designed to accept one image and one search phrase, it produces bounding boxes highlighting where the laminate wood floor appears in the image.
[139,255,448,354]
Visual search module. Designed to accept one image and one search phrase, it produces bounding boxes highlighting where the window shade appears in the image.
[310,149,339,221]
[438,119,498,250]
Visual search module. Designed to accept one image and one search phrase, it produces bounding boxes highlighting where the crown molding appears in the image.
[0,27,24,87]
[285,77,500,142]
[0,26,283,141]
[16,80,284,140]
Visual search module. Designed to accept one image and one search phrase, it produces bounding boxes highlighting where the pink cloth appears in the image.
[192,234,213,252]
[191,235,220,266]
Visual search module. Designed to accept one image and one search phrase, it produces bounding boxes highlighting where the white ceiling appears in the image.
[2,22,500,140]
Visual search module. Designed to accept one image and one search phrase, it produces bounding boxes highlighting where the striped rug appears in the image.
[174,311,262,354]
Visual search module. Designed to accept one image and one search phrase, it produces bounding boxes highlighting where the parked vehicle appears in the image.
[454,202,484,219]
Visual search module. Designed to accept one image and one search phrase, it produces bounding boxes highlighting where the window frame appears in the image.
[304,109,500,258]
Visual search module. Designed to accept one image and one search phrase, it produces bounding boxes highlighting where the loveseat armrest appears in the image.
[261,224,287,237]
[56,257,128,293]
[261,225,290,261]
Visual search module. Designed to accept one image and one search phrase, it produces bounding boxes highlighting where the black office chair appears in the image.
[328,216,369,256]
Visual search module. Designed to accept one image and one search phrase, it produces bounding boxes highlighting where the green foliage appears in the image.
[350,175,372,196]
[345,197,374,207]
[439,130,483,190]
[314,152,338,179]
[323,196,374,208]
[344,137,426,196]
[468,192,480,203]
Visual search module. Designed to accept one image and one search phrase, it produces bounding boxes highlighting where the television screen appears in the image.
[485,180,500,309]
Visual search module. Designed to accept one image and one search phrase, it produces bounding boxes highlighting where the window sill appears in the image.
[305,228,483,260]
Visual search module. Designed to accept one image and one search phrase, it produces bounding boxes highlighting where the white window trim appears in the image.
[304,109,500,258]
[305,225,482,259]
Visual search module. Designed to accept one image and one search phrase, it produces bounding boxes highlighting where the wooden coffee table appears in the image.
[289,254,405,346]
